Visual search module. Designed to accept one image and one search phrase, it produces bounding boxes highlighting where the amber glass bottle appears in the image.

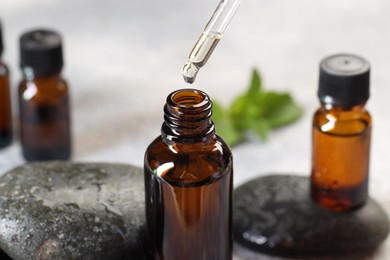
[311,54,371,211]
[18,29,71,161]
[0,21,13,148]
[144,89,233,260]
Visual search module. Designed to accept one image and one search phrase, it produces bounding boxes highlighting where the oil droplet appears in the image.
[181,62,199,84]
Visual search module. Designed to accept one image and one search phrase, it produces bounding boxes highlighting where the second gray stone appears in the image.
[233,174,390,257]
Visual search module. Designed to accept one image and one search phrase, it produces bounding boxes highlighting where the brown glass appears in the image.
[311,104,371,211]
[144,89,233,260]
[19,74,71,161]
[0,61,12,148]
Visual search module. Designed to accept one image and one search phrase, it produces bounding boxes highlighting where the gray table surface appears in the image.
[1,0,389,259]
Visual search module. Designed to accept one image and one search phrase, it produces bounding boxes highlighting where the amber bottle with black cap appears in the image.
[0,21,13,148]
[18,29,71,161]
[144,89,233,260]
[311,53,371,211]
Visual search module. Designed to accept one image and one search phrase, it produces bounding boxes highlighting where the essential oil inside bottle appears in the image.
[311,108,371,211]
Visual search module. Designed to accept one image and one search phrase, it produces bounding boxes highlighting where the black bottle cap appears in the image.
[20,29,64,76]
[0,21,4,56]
[318,53,370,108]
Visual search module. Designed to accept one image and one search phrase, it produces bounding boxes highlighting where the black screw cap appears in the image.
[20,29,64,76]
[318,54,370,108]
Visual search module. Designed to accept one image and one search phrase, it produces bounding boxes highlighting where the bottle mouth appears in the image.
[162,88,214,142]
[169,89,209,109]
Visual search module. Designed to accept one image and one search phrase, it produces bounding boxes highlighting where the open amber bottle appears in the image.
[18,29,71,161]
[144,89,233,260]
[311,54,371,211]
[0,21,13,148]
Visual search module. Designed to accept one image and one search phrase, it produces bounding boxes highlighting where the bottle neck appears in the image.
[319,102,368,122]
[320,102,366,112]
[161,89,215,144]
[22,67,61,81]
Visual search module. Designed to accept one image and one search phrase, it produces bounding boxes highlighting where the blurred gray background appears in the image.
[1,0,390,258]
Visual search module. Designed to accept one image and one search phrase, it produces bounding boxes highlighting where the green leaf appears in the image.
[211,68,303,147]
[267,99,303,128]
[246,69,262,96]
[230,69,264,125]
[247,118,271,140]
[230,94,247,117]
[254,92,291,117]
[229,94,253,130]
[212,100,242,146]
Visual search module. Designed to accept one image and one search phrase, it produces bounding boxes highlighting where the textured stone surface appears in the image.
[0,162,146,260]
[233,175,390,257]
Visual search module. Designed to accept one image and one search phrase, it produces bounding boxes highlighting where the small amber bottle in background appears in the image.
[311,53,371,211]
[0,21,13,148]
[18,29,71,161]
[144,89,233,260]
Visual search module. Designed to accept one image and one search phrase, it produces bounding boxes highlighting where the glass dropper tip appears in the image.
[181,61,199,84]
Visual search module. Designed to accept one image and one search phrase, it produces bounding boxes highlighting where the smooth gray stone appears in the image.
[233,175,390,257]
[0,162,146,260]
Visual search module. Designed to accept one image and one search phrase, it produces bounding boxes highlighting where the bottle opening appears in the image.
[170,89,208,109]
[163,88,214,141]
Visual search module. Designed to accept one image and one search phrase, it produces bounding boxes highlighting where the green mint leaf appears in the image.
[254,92,291,117]
[251,91,302,127]
[247,69,262,96]
[229,94,252,130]
[230,69,265,126]
[247,118,271,140]
[266,98,303,128]
[212,100,242,146]
[211,69,303,147]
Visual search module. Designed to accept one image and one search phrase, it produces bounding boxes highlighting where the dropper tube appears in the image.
[182,0,244,84]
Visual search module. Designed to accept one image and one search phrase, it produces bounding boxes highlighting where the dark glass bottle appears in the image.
[0,21,13,148]
[144,89,233,260]
[311,54,371,211]
[18,29,71,161]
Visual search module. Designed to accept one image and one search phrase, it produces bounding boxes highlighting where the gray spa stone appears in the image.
[233,175,390,257]
[0,162,146,260]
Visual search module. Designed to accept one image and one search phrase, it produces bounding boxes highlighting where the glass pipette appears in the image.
[182,0,244,84]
